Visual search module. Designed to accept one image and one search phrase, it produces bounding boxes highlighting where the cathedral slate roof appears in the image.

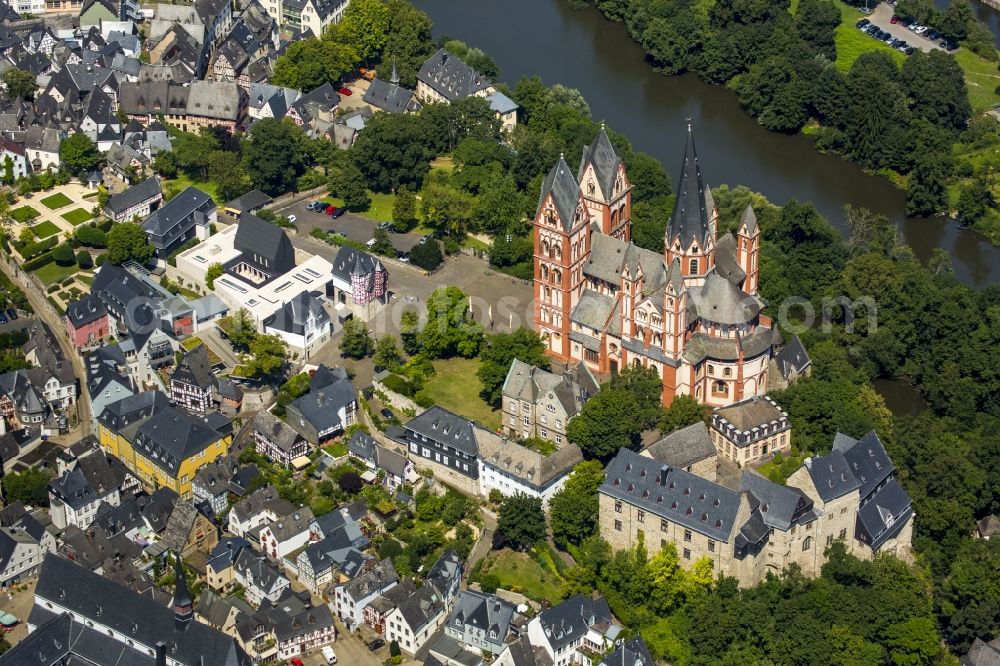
[714,232,747,285]
[537,155,583,232]
[578,127,622,200]
[667,126,712,248]
[571,290,616,331]
[690,272,761,326]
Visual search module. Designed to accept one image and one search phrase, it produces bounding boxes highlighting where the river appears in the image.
[413,0,1000,288]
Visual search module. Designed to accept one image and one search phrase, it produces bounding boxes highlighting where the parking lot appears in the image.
[277,199,426,258]
[864,4,958,54]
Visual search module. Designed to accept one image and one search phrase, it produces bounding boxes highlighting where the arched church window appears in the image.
[689,259,699,274]
[541,265,548,280]
[723,367,732,378]
[713,380,726,394]
[542,241,550,256]
[588,181,595,196]
[553,270,561,283]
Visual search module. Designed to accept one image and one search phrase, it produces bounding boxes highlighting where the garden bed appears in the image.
[29,221,60,238]
[11,206,40,223]
[40,192,73,210]
[61,208,93,225]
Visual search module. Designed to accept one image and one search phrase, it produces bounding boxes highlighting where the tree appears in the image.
[883,617,942,666]
[420,182,474,236]
[2,68,36,100]
[496,493,545,551]
[417,286,483,358]
[208,150,249,202]
[567,388,644,460]
[795,0,840,59]
[410,239,443,270]
[341,318,375,359]
[400,309,420,355]
[242,119,307,196]
[610,365,664,428]
[939,0,972,42]
[906,149,950,216]
[59,133,102,177]
[370,227,393,255]
[846,53,910,171]
[75,250,92,269]
[957,180,992,224]
[106,222,154,264]
[335,0,390,62]
[351,112,431,192]
[476,327,549,406]
[472,171,527,234]
[52,243,75,265]
[338,471,363,494]
[245,334,288,380]
[205,263,224,290]
[271,38,359,91]
[659,395,706,433]
[392,185,417,232]
[549,460,606,549]
[74,224,108,247]
[153,151,178,179]
[1,468,50,505]
[373,335,402,371]
[332,163,370,211]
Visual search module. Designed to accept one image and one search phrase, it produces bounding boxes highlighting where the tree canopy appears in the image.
[106,222,154,265]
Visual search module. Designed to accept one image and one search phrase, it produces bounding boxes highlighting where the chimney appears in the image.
[658,465,669,486]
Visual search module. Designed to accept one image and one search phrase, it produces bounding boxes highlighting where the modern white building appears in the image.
[263,290,332,360]
[476,430,583,507]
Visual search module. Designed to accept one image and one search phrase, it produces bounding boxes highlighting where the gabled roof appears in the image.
[402,406,481,457]
[448,590,516,642]
[536,156,583,232]
[478,430,582,489]
[141,185,212,239]
[264,290,329,336]
[225,188,271,213]
[417,48,492,101]
[233,213,295,273]
[774,335,811,379]
[161,499,202,552]
[644,421,715,469]
[105,175,161,216]
[600,636,654,666]
[251,410,303,453]
[578,127,622,201]
[804,449,862,502]
[362,77,419,114]
[171,344,215,390]
[65,293,107,328]
[536,594,618,652]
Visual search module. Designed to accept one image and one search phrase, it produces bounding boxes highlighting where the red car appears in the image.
[325,205,337,216]
[890,14,899,23]
[338,86,352,96]
[290,659,304,666]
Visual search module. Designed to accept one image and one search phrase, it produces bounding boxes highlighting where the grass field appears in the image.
[165,174,219,202]
[40,192,74,210]
[323,191,401,223]
[953,48,1000,113]
[32,261,78,285]
[61,208,93,225]
[30,221,60,238]
[420,357,501,431]
[11,206,40,223]
[478,550,564,603]
[834,4,906,73]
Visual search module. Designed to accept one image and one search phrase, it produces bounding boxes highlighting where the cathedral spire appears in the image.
[667,124,710,248]
[172,552,193,630]
[390,58,399,86]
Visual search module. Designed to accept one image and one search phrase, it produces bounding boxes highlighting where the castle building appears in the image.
[533,125,775,407]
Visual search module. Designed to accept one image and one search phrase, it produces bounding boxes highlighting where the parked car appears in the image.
[338,86,352,96]
[866,25,879,35]
[881,32,894,42]
[857,18,871,28]
[367,638,385,652]
[890,14,899,23]
[927,30,941,40]
[380,407,395,420]
[419,234,433,245]
[6,309,16,320]
[321,646,337,664]
[0,313,7,325]
[331,207,346,219]
[286,214,296,223]
[325,205,337,216]
[290,659,304,666]
[376,221,393,233]
[904,46,916,55]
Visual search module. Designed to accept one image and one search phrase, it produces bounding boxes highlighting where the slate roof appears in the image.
[233,213,295,274]
[690,272,761,326]
[29,554,251,665]
[502,359,597,418]
[396,580,445,633]
[161,499,202,552]
[403,405,481,457]
[49,467,108,512]
[803,450,860,503]
[287,372,355,435]
[962,637,1000,666]
[577,127,621,201]
[265,290,329,336]
[233,547,286,594]
[774,335,811,379]
[130,402,226,475]
[171,344,215,390]
[448,590,516,641]
[837,431,895,499]
[105,175,161,216]
[206,536,250,573]
[339,557,398,602]
[251,410,303,453]
[347,429,377,461]
[536,156,582,232]
[644,421,716,469]
[264,507,313,543]
[602,448,740,541]
[65,293,107,328]
[363,77,419,114]
[216,376,244,401]
[571,290,616,331]
[141,185,213,243]
[229,485,291,524]
[330,245,383,283]
[417,48,492,101]
[600,636,655,666]
[667,126,711,248]
[856,478,912,549]
[478,430,582,489]
[225,188,271,213]
[536,594,618,653]
[740,471,814,531]
[713,395,787,433]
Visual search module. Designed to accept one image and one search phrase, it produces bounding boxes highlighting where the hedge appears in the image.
[381,374,416,397]
[19,237,58,260]
[22,251,55,271]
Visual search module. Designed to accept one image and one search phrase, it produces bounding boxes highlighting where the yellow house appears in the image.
[97,391,232,499]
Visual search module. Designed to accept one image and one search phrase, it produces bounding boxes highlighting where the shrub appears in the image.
[22,251,55,271]
[95,254,107,266]
[76,251,92,269]
[19,236,58,260]
[479,572,501,593]
[381,373,415,397]
[410,239,443,270]
[46,284,59,294]
[413,390,434,408]
[75,225,107,248]
[52,243,75,266]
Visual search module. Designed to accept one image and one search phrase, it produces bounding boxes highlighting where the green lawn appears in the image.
[32,261,78,285]
[323,191,401,223]
[479,549,565,604]
[61,208,93,226]
[30,221,60,238]
[756,450,808,485]
[77,274,95,285]
[420,357,501,431]
[165,174,220,202]
[82,191,100,200]
[834,3,905,73]
[39,192,73,210]
[11,206,40,223]
[323,440,348,457]
[953,47,1000,113]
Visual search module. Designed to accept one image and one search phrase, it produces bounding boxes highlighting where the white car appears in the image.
[321,646,337,664]
[286,214,297,223]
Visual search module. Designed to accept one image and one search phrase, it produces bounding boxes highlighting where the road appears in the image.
[0,256,92,437]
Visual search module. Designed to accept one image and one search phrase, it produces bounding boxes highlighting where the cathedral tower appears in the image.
[736,204,760,295]
[664,126,718,286]
[578,125,631,242]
